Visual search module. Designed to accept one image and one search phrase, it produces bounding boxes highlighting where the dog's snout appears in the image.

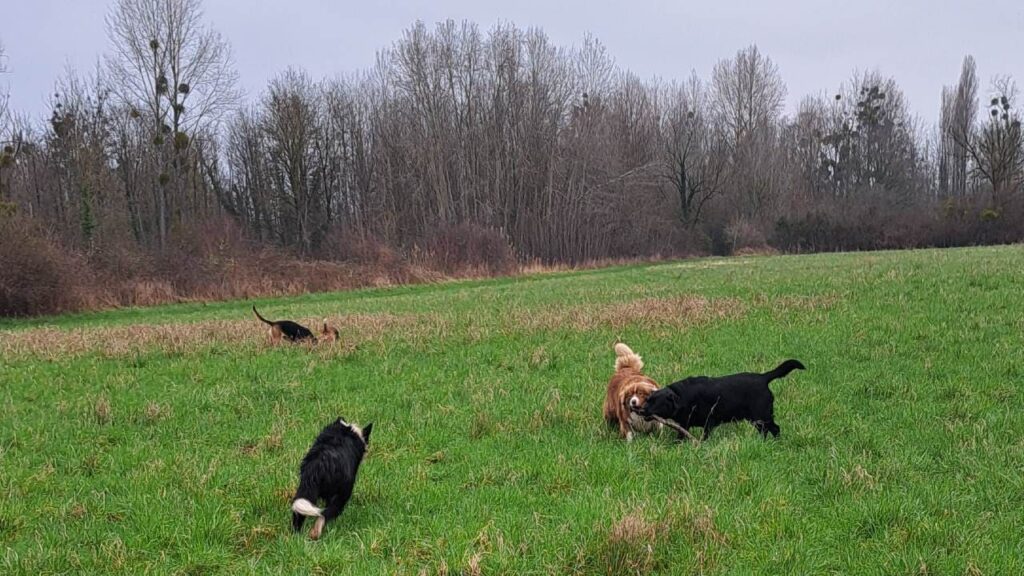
[629,396,640,409]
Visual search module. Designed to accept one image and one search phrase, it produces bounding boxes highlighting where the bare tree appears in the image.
[952,78,1024,206]
[262,69,322,254]
[0,41,14,201]
[105,0,239,248]
[0,40,9,138]
[660,75,727,228]
[106,0,238,134]
[711,45,786,146]
[940,56,978,197]
[711,45,787,219]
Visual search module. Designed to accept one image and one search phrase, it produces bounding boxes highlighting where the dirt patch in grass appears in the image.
[569,501,729,574]
[0,312,445,359]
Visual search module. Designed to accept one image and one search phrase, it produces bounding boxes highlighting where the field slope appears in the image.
[2,246,1023,575]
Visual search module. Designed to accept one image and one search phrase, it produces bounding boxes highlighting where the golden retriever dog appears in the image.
[603,343,661,441]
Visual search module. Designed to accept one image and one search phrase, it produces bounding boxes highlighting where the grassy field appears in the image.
[2,246,1023,575]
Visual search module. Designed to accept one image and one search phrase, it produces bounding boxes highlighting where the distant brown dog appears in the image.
[318,319,340,344]
[603,343,661,441]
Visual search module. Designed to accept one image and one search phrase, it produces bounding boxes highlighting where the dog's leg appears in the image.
[312,484,354,539]
[753,420,780,438]
[292,511,306,532]
[753,420,768,437]
[701,421,719,441]
[618,420,631,440]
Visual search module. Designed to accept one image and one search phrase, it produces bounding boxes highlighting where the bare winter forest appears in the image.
[1,0,1022,316]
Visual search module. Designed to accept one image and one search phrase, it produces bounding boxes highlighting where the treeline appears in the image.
[1,0,1023,315]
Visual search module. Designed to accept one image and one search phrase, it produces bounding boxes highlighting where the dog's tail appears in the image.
[764,359,805,382]
[252,305,273,325]
[291,498,323,518]
[614,343,644,372]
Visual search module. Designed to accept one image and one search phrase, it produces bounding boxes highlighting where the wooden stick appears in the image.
[648,414,700,443]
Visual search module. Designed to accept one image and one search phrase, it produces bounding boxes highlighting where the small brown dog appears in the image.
[603,343,661,441]
[318,319,340,344]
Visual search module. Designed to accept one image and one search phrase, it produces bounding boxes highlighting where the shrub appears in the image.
[423,223,516,275]
[0,217,79,316]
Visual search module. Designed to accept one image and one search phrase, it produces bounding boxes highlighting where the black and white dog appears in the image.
[633,360,805,440]
[291,417,373,539]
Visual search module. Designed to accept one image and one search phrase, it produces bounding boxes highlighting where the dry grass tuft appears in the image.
[69,503,88,519]
[576,507,671,574]
[241,430,284,457]
[274,486,295,504]
[529,346,549,368]
[142,402,167,424]
[237,524,276,553]
[509,295,746,333]
[682,504,727,546]
[94,396,112,425]
[841,464,878,491]
[608,510,663,545]
[469,411,494,440]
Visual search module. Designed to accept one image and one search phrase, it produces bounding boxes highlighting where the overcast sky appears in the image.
[3,0,1023,126]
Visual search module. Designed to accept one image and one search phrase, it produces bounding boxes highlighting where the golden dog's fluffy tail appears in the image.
[614,342,644,372]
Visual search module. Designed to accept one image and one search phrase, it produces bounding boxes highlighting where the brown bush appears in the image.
[319,228,400,267]
[423,223,516,275]
[0,217,81,316]
[725,216,769,254]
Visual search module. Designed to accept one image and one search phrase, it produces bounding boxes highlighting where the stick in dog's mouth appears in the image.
[630,407,699,442]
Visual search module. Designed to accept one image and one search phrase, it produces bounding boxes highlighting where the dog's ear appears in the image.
[361,422,373,443]
[649,387,681,416]
[666,388,684,411]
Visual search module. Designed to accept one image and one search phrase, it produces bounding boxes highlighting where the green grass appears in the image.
[2,246,1023,574]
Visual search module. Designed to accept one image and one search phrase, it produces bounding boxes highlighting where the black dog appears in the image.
[291,418,373,539]
[253,305,316,343]
[634,360,804,440]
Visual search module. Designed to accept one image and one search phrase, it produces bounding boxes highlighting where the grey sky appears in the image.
[3,0,1023,127]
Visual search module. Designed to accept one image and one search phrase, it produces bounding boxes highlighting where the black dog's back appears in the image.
[645,359,805,440]
[297,429,364,495]
[253,305,315,341]
[276,320,315,341]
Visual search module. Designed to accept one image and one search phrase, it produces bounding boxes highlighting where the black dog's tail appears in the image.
[291,497,323,518]
[252,305,273,325]
[764,359,805,381]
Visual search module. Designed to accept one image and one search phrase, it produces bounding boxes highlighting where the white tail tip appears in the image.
[291,498,323,518]
[614,343,634,357]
